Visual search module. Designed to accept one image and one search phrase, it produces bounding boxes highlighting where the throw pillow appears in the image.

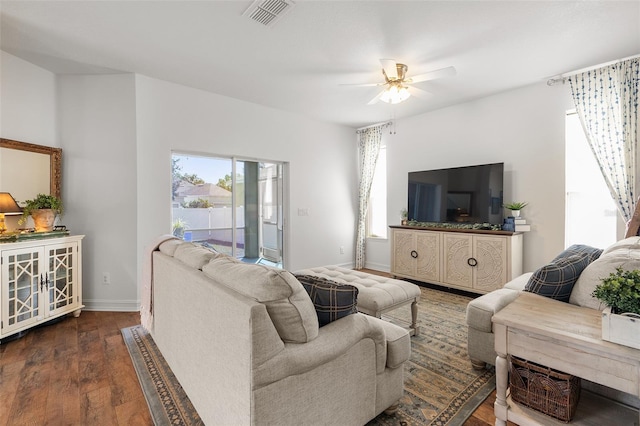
[295,274,359,327]
[552,244,603,264]
[524,254,593,302]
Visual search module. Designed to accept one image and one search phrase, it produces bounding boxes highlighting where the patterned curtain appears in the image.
[355,125,384,269]
[568,58,640,223]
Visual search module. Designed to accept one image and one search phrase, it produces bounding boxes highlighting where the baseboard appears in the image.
[83,299,139,312]
[363,261,390,273]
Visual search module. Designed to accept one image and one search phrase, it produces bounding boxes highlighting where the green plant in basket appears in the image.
[592,267,640,315]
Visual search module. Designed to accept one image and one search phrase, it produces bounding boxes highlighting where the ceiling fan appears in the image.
[344,59,456,105]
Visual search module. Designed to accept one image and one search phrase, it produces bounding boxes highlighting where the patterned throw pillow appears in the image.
[295,275,359,327]
[524,254,593,302]
[552,244,603,264]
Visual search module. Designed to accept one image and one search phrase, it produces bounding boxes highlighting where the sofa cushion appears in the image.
[203,257,319,343]
[570,238,640,309]
[602,236,640,256]
[173,242,222,270]
[524,254,592,302]
[158,239,183,256]
[552,244,603,264]
[295,275,358,326]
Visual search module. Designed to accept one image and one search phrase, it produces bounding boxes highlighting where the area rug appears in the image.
[122,285,494,426]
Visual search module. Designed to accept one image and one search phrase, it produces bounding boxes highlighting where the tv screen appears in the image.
[408,162,504,225]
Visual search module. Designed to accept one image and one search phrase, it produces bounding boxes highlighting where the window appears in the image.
[171,152,286,267]
[565,112,617,249]
[367,145,387,238]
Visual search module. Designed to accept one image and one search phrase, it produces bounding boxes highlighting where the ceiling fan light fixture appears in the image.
[380,85,410,104]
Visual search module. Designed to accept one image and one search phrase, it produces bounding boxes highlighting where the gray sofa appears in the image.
[148,239,411,425]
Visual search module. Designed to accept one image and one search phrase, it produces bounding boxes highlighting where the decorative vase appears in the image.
[31,209,56,232]
[401,219,408,226]
[511,210,521,218]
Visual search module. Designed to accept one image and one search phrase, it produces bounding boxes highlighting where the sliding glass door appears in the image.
[171,152,285,267]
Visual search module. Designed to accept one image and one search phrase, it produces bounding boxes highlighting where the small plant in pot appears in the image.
[172,218,188,238]
[503,201,528,218]
[400,208,408,226]
[593,267,640,349]
[592,267,640,315]
[19,193,63,232]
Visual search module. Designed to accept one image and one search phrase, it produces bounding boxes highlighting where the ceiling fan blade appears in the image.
[408,66,456,84]
[367,90,386,105]
[339,82,385,87]
[407,85,432,99]
[380,59,398,80]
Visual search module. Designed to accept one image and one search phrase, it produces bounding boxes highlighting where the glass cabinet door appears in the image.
[46,243,79,317]
[1,248,42,334]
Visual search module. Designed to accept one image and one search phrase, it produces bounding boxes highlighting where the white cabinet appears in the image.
[390,227,522,294]
[1,235,84,339]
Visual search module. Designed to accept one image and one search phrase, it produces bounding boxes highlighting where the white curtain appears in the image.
[568,58,639,223]
[355,125,384,269]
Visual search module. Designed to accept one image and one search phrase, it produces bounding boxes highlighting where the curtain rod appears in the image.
[356,121,392,132]
[547,53,640,86]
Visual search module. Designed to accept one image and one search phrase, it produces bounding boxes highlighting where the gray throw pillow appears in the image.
[524,254,593,302]
[295,274,359,327]
[552,244,603,264]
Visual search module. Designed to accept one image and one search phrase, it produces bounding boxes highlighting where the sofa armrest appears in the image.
[466,288,520,333]
[253,313,387,388]
[366,316,411,369]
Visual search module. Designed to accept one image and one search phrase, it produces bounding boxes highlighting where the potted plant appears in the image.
[172,218,187,238]
[503,201,528,218]
[19,193,63,232]
[400,208,408,226]
[593,267,640,349]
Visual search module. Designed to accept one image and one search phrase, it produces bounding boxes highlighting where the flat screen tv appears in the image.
[408,162,504,225]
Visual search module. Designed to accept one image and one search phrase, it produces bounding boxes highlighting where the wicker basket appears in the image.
[509,356,581,422]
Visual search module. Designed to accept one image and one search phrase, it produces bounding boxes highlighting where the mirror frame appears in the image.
[0,138,62,199]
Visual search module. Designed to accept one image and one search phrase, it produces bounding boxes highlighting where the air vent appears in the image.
[243,0,295,27]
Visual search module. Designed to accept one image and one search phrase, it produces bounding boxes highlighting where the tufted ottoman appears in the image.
[294,265,421,336]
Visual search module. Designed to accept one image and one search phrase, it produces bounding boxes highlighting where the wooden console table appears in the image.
[492,292,640,425]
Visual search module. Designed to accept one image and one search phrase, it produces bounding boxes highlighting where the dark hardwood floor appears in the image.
[0,310,508,425]
[0,311,152,425]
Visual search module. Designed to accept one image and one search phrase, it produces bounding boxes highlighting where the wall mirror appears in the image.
[0,138,62,204]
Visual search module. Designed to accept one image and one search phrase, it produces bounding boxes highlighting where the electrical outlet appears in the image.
[340,246,344,254]
[102,272,111,285]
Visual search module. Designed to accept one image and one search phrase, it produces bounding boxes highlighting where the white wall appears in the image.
[57,74,138,311]
[0,51,59,231]
[366,82,577,273]
[134,75,357,275]
[0,51,58,146]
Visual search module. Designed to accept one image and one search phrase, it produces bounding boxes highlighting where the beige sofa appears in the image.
[466,236,640,406]
[148,239,411,425]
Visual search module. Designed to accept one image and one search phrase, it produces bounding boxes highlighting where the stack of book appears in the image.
[514,217,530,232]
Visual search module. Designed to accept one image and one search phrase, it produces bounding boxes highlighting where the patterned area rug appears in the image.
[369,286,496,426]
[122,285,494,426]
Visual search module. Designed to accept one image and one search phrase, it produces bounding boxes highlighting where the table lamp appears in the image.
[0,192,22,233]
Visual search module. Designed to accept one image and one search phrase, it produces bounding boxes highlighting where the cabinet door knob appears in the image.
[411,250,418,259]
[467,257,478,267]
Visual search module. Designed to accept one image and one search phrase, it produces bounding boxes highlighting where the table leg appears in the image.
[494,354,508,426]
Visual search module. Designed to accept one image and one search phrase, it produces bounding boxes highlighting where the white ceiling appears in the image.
[1,1,639,128]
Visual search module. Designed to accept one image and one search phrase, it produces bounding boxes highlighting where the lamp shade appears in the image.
[0,192,22,214]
